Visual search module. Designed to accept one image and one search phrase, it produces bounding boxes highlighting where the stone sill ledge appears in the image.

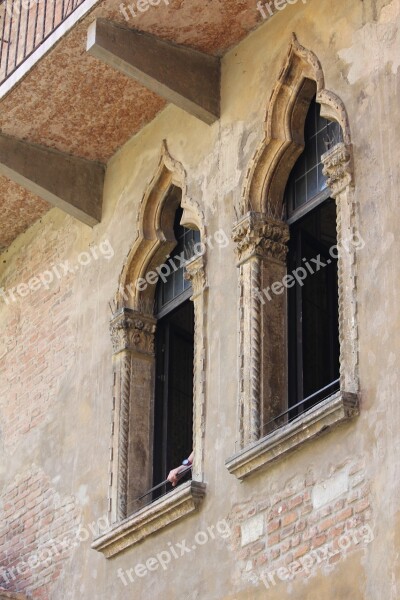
[225,391,359,480]
[0,592,26,599]
[92,480,206,558]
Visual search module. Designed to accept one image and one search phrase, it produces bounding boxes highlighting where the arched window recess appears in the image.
[226,36,360,481]
[93,144,208,558]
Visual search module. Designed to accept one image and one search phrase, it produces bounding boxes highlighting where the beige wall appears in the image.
[1,0,400,597]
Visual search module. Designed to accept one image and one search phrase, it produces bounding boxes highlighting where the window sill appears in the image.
[225,391,359,481]
[91,480,206,558]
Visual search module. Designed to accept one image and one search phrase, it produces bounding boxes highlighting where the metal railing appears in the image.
[0,0,86,85]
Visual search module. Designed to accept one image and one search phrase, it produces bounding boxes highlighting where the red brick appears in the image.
[293,543,310,559]
[288,494,304,510]
[282,512,297,527]
[336,507,353,523]
[312,533,327,548]
[319,517,336,532]
[267,519,280,534]
[354,498,370,514]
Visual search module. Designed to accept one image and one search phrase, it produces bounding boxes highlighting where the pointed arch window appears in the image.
[227,37,360,481]
[285,98,341,418]
[153,207,200,495]
[93,148,208,557]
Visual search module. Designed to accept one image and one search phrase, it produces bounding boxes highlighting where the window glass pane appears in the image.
[285,98,342,214]
[155,207,201,316]
[287,199,340,415]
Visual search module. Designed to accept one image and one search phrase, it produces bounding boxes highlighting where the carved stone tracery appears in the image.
[233,212,290,263]
[232,35,359,460]
[106,142,207,530]
[110,310,156,356]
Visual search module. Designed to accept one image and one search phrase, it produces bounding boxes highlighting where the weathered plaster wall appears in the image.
[1,0,400,598]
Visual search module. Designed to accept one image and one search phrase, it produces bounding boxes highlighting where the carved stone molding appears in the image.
[226,391,359,480]
[185,254,207,298]
[322,142,353,197]
[232,212,290,264]
[110,308,156,356]
[117,140,206,310]
[229,35,360,465]
[240,33,352,218]
[184,253,208,482]
[92,481,206,558]
[103,143,209,531]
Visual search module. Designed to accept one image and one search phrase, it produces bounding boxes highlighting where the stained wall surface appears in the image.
[1,0,400,598]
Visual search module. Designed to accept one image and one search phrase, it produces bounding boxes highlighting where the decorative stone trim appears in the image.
[92,481,206,558]
[109,308,156,523]
[322,142,353,196]
[110,309,156,356]
[102,142,209,534]
[0,592,27,600]
[240,33,351,217]
[185,253,208,482]
[322,142,359,395]
[230,35,360,466]
[232,212,289,264]
[233,213,289,447]
[225,391,359,480]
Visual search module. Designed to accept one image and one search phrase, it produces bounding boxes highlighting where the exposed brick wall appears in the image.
[228,458,372,592]
[0,221,77,450]
[0,465,82,599]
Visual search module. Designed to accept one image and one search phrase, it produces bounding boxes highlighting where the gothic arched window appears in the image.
[285,98,341,419]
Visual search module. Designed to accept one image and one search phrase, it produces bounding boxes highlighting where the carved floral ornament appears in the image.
[322,142,353,197]
[239,33,353,220]
[184,254,207,298]
[232,212,290,264]
[110,309,156,355]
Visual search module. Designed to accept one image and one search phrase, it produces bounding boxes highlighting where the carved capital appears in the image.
[322,142,353,197]
[232,212,289,264]
[185,254,206,298]
[110,309,156,355]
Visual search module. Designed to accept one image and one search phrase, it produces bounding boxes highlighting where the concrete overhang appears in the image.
[0,0,274,252]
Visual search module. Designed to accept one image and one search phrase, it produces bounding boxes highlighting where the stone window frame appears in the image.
[92,141,207,558]
[226,35,360,480]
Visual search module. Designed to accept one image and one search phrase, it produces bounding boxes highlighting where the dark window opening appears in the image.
[287,199,340,417]
[153,300,194,497]
[152,207,198,498]
[155,207,200,319]
[285,98,341,420]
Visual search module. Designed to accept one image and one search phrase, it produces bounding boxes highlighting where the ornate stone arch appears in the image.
[227,36,360,479]
[116,139,205,311]
[240,33,352,218]
[103,141,207,543]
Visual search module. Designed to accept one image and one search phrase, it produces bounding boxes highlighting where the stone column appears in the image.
[233,212,289,447]
[185,254,207,483]
[109,309,156,523]
[322,142,359,395]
